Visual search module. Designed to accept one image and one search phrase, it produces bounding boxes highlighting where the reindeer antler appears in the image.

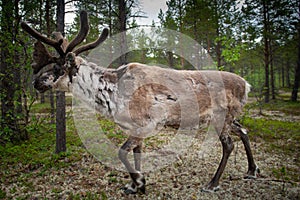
[65,11,89,53]
[20,22,65,57]
[21,10,109,74]
[74,28,109,55]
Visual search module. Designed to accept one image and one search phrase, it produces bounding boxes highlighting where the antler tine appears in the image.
[74,28,109,55]
[21,22,65,57]
[65,10,89,53]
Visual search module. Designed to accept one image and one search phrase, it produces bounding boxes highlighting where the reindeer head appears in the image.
[21,11,108,93]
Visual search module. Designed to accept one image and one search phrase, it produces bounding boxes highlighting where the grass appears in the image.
[260,100,300,115]
[0,109,85,188]
[243,98,300,157]
[242,98,300,182]
[243,117,300,156]
[246,90,300,115]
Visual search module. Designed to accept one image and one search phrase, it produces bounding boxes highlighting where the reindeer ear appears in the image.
[32,41,54,74]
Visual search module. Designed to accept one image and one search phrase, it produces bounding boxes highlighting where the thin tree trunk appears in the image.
[292,55,300,101]
[281,63,285,87]
[55,0,66,153]
[270,41,275,100]
[56,91,66,153]
[216,40,222,69]
[179,0,184,68]
[39,0,45,104]
[118,0,127,65]
[192,0,200,69]
[263,0,270,103]
[14,0,23,115]
[108,0,113,67]
[0,0,18,142]
[167,51,174,67]
[291,1,300,102]
[45,0,55,124]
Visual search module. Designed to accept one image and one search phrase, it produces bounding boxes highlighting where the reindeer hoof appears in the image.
[121,182,146,195]
[121,186,146,195]
[138,185,146,194]
[121,186,137,195]
[201,185,220,193]
[244,166,260,179]
[123,188,137,195]
[121,182,137,195]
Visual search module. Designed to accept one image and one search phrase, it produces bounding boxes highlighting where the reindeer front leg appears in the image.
[118,136,146,194]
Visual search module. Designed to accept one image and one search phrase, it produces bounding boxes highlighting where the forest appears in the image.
[0,0,299,199]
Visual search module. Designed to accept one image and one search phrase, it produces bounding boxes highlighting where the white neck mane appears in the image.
[70,58,122,119]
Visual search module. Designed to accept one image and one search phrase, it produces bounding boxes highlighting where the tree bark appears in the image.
[118,0,128,65]
[56,91,66,153]
[45,0,55,124]
[167,51,174,67]
[291,1,300,102]
[281,63,285,87]
[0,0,18,142]
[263,0,270,103]
[292,54,300,101]
[270,42,275,100]
[55,0,66,153]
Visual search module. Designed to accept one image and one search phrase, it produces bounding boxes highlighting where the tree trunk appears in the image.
[192,0,200,69]
[281,63,285,87]
[45,0,55,124]
[0,0,18,142]
[167,51,174,67]
[291,1,300,102]
[118,0,127,65]
[270,42,275,100]
[39,0,45,104]
[56,91,66,153]
[292,54,300,101]
[263,0,270,103]
[14,0,23,115]
[216,40,222,69]
[178,0,185,68]
[108,0,114,67]
[55,0,66,153]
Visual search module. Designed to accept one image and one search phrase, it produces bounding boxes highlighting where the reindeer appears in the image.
[21,11,259,194]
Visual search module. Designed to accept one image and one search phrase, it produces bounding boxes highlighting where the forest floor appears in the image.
[0,97,299,199]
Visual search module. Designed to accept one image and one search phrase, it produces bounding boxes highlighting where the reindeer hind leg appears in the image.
[232,120,259,179]
[202,131,234,192]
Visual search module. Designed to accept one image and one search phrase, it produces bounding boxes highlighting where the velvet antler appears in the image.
[21,10,109,74]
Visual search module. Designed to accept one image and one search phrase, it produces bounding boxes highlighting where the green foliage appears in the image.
[0,189,6,199]
[97,116,126,144]
[216,36,246,67]
[0,112,84,180]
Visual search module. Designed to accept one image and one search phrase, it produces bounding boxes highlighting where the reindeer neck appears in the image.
[71,58,120,118]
